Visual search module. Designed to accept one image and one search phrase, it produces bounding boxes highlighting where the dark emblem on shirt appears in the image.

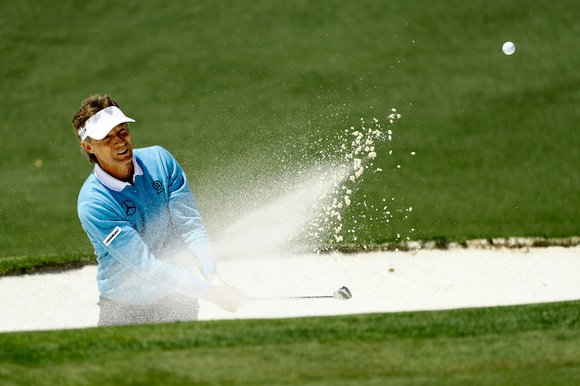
[122,200,137,216]
[152,180,165,195]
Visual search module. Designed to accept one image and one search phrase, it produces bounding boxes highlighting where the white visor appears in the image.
[79,106,135,141]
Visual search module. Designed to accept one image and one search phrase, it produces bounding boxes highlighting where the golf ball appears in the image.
[502,41,515,55]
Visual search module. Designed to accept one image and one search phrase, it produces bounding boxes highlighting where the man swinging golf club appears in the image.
[73,94,244,326]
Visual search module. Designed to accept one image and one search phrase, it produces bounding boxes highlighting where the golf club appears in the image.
[247,286,352,301]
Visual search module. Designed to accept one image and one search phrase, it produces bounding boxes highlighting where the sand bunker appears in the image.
[0,246,578,333]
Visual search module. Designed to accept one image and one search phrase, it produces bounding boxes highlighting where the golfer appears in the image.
[73,94,243,326]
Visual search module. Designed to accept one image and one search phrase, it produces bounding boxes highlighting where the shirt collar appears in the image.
[94,157,143,192]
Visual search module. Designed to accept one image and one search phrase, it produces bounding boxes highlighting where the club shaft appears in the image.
[248,295,334,301]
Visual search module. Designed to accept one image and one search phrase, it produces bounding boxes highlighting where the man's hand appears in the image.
[207,273,246,312]
[210,283,246,312]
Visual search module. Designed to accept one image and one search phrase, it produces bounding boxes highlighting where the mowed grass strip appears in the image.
[0,254,95,276]
[1,301,579,385]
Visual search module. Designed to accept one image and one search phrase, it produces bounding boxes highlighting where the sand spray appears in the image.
[204,108,410,260]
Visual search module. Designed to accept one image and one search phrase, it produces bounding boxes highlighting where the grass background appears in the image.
[1,301,579,385]
[0,0,578,261]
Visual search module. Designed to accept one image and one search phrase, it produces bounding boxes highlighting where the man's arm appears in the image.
[160,147,217,277]
[156,147,246,312]
[79,203,212,301]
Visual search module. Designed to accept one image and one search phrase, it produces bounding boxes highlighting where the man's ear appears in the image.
[81,141,94,154]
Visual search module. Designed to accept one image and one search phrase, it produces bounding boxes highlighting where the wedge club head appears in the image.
[333,286,352,300]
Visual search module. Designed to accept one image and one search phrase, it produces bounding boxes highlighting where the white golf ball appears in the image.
[502,41,515,55]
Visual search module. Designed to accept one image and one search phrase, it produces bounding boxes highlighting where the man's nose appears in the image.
[111,134,125,146]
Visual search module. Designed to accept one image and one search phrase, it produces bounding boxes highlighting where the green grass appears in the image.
[0,0,578,261]
[1,301,579,385]
[0,253,94,276]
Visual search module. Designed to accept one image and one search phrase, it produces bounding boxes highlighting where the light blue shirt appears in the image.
[78,146,216,305]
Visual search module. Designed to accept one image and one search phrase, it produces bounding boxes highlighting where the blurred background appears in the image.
[0,0,578,259]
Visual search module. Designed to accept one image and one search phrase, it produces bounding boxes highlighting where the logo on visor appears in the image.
[122,200,136,216]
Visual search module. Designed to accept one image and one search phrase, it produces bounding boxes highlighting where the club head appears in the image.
[333,286,352,300]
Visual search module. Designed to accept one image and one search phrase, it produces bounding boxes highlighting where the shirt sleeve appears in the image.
[79,201,212,302]
[159,147,217,277]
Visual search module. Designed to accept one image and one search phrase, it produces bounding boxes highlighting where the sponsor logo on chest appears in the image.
[152,180,165,195]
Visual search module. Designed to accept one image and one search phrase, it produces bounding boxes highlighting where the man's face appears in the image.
[83,123,133,169]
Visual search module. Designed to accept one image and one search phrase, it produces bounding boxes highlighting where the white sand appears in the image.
[0,246,578,333]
